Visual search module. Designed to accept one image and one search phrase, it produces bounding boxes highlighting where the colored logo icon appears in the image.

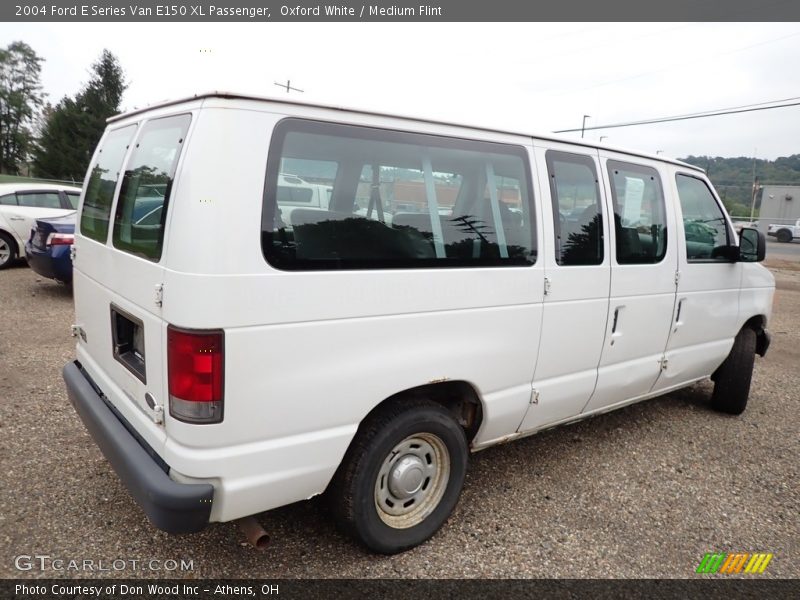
[696,553,773,574]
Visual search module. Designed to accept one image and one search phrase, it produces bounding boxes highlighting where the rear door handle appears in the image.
[9,216,24,221]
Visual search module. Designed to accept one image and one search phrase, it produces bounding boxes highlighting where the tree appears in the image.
[34,49,127,180]
[0,41,45,174]
[31,96,87,180]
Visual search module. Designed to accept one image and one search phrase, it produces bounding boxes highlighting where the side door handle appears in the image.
[610,305,625,344]
[673,298,686,333]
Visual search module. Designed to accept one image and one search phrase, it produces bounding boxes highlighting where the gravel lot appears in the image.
[1,259,798,579]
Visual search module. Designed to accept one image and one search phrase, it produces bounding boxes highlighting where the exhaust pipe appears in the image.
[237,516,269,550]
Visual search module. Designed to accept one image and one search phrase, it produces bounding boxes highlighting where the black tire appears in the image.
[328,400,468,554]
[711,328,757,415]
[0,231,17,270]
[776,229,792,243]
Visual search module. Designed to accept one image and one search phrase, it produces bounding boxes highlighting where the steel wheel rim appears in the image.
[374,432,450,529]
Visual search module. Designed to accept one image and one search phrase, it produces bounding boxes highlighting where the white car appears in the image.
[0,183,82,269]
[767,218,800,243]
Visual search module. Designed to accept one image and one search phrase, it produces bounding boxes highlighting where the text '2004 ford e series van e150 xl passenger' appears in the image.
[63,92,774,554]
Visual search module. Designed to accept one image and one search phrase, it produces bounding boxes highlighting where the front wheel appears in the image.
[328,400,468,554]
[711,328,757,415]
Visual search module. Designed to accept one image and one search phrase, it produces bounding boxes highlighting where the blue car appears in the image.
[25,212,76,284]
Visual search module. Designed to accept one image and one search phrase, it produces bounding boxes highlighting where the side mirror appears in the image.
[739,227,765,262]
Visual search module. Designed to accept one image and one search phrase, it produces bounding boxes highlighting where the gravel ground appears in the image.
[0,260,797,579]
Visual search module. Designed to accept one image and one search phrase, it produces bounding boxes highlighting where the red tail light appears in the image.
[167,326,224,424]
[47,233,75,247]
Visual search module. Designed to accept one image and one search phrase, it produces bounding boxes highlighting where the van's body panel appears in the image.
[518,141,611,432]
[653,166,743,390]
[65,94,774,531]
[584,153,680,411]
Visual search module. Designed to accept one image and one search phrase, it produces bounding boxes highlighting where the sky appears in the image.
[2,22,799,160]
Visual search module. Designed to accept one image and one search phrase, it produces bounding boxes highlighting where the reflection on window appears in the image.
[607,161,667,264]
[546,151,603,266]
[80,125,137,243]
[263,119,536,270]
[66,193,80,210]
[676,174,731,261]
[112,114,190,261]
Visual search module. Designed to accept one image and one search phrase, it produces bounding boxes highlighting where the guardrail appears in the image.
[0,174,81,187]
[762,217,800,225]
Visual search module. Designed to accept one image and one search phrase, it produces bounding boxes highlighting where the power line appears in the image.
[554,99,800,133]
[657,95,800,120]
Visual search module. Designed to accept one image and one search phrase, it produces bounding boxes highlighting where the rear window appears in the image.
[17,192,61,209]
[66,192,80,210]
[262,119,536,270]
[80,125,137,243]
[112,114,191,261]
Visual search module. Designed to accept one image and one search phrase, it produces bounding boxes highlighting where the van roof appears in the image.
[109,91,704,173]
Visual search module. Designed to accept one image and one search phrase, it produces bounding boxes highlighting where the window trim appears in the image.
[63,191,81,210]
[675,171,735,264]
[606,159,668,266]
[261,117,537,271]
[545,149,604,267]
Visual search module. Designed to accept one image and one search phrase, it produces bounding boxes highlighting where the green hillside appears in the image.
[679,154,800,217]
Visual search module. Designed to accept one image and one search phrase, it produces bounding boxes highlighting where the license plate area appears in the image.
[110,305,147,383]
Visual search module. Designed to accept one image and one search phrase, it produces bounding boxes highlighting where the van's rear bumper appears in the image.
[63,361,213,533]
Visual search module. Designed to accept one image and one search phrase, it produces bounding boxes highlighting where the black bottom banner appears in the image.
[4,579,800,600]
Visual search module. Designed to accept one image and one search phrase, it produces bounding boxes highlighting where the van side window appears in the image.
[545,151,603,265]
[262,119,536,270]
[80,125,137,243]
[607,161,667,264]
[112,114,191,261]
[675,174,732,261]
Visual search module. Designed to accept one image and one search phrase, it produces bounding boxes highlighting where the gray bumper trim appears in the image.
[63,361,213,533]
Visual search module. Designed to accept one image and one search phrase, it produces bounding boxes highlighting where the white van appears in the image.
[64,93,774,554]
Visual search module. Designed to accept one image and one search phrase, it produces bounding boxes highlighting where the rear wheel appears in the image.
[0,232,17,270]
[328,400,468,554]
[711,327,757,415]
[776,229,792,243]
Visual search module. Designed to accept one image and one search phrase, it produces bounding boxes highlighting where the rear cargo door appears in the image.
[73,114,192,436]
